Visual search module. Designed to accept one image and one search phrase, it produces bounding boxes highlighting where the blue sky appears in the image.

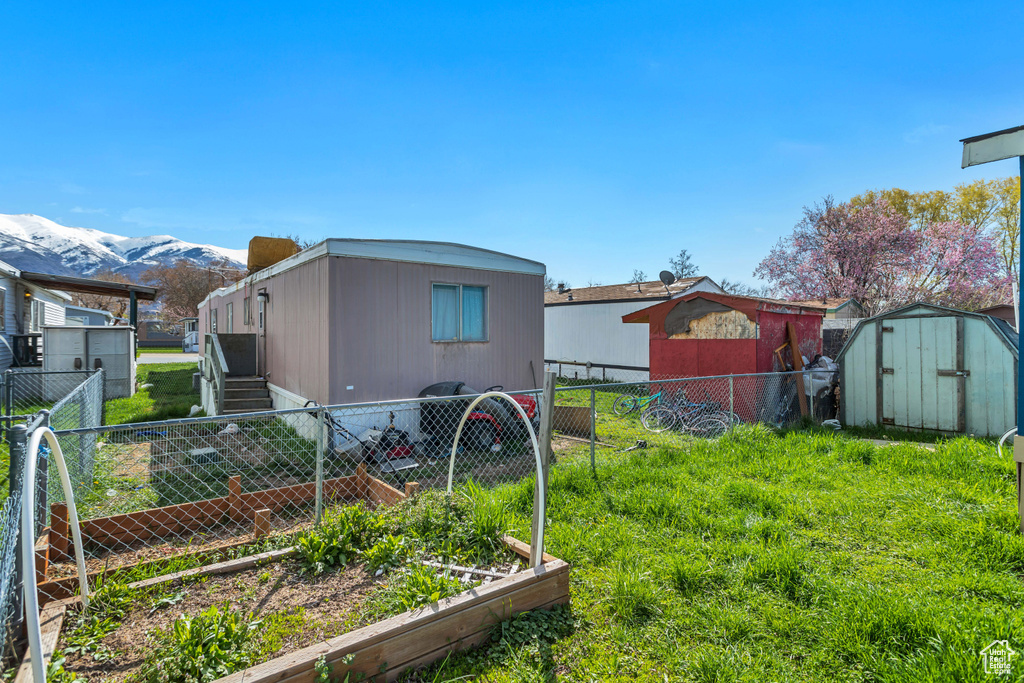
[2,1,1022,287]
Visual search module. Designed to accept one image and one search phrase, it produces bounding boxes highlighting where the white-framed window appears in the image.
[431,284,488,342]
[243,296,251,325]
[226,302,233,334]
[211,308,218,333]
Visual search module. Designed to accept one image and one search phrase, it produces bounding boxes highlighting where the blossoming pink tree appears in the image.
[754,197,1006,314]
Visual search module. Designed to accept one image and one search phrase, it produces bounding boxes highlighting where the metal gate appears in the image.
[877,315,965,432]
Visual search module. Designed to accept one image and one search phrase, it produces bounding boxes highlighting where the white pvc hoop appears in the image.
[998,427,1018,459]
[22,426,91,683]
[445,392,545,567]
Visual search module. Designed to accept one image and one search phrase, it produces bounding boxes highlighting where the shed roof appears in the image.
[18,271,158,301]
[788,297,862,312]
[622,291,826,325]
[544,276,713,306]
[834,302,1019,364]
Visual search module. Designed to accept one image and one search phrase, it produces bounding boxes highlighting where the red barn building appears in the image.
[622,292,825,379]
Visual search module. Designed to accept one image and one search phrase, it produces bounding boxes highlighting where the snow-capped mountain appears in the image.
[0,213,247,278]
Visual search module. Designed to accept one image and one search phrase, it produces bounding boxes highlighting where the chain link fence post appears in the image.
[8,424,27,640]
[315,406,325,526]
[35,411,50,538]
[729,376,735,431]
[808,376,814,423]
[4,370,13,437]
[590,387,596,474]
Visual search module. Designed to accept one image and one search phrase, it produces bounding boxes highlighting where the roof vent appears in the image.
[567,293,573,301]
[557,282,566,294]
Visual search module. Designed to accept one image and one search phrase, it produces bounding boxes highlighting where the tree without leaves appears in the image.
[70,269,134,319]
[141,258,245,319]
[668,249,698,279]
[754,196,1005,314]
[282,234,322,251]
[628,269,647,284]
[717,277,775,299]
[544,275,567,292]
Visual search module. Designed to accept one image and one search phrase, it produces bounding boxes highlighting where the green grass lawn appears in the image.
[137,347,185,354]
[427,426,1024,682]
[105,362,200,425]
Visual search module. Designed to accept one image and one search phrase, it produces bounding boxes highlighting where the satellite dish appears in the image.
[659,271,676,286]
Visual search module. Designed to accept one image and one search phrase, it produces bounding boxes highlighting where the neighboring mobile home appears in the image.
[64,304,119,327]
[197,239,545,411]
[544,277,724,380]
[0,259,69,367]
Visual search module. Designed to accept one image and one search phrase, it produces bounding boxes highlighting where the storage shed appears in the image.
[836,303,1017,437]
[622,292,825,378]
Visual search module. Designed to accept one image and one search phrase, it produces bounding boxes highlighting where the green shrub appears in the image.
[363,534,409,574]
[136,606,259,683]
[297,502,382,574]
[377,487,508,563]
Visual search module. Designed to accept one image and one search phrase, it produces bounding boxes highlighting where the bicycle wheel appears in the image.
[612,394,639,416]
[690,416,728,439]
[641,406,678,433]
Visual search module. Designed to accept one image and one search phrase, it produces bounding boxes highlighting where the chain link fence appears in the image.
[1,370,97,494]
[552,370,839,455]
[0,462,23,665]
[42,370,105,506]
[23,370,840,589]
[32,388,542,584]
[0,367,845,674]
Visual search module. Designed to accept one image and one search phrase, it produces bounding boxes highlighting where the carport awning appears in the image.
[17,271,158,301]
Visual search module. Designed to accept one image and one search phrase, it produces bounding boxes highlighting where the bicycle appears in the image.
[641,406,729,438]
[612,385,663,416]
[641,392,731,437]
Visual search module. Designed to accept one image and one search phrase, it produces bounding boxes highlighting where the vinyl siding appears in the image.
[0,275,15,368]
[545,301,654,369]
[199,257,331,404]
[327,256,543,404]
[199,252,544,406]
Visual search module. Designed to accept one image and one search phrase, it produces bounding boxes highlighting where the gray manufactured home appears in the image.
[198,239,545,412]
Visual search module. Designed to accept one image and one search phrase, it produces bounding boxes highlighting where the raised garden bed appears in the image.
[19,492,569,683]
[34,465,405,604]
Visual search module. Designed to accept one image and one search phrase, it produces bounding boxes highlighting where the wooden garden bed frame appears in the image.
[15,538,570,683]
[34,464,403,604]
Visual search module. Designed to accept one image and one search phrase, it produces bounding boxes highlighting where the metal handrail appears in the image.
[204,334,230,414]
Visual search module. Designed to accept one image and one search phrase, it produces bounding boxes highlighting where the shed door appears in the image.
[878,316,964,432]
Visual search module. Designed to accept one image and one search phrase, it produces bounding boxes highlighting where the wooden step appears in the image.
[225,377,267,390]
[224,388,270,400]
[222,397,274,413]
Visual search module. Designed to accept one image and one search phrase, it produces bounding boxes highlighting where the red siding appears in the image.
[650,339,756,378]
[755,312,822,372]
[627,292,823,380]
